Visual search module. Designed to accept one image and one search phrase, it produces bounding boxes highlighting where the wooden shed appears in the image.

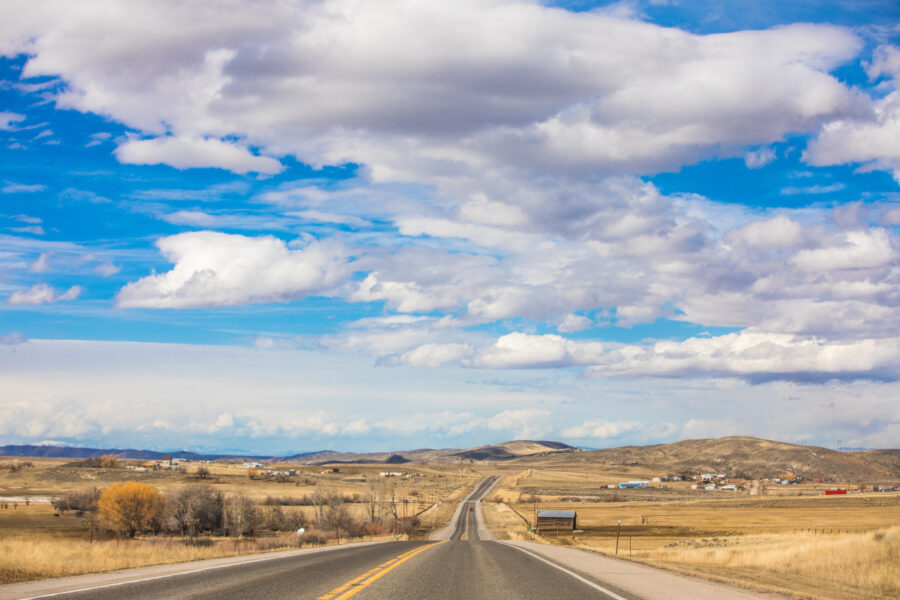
[536,509,576,532]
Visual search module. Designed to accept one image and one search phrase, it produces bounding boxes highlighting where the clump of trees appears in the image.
[76,454,121,469]
[163,484,223,537]
[52,488,101,516]
[98,482,163,537]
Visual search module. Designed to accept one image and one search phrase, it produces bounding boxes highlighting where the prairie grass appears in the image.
[0,536,242,584]
[637,527,900,600]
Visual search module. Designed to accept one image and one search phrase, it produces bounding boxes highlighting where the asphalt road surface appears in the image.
[11,477,629,600]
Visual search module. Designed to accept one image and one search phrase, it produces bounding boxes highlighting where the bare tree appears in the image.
[224,494,259,538]
[364,478,387,523]
[320,492,353,543]
[165,485,223,538]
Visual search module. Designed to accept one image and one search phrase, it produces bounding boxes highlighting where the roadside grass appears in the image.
[636,527,900,600]
[0,536,241,584]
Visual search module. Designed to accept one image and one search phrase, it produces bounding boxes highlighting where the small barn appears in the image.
[536,510,576,532]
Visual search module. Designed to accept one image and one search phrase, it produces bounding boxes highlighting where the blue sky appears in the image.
[2,0,900,453]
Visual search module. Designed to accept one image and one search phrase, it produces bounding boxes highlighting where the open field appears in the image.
[482,466,900,600]
[0,456,480,584]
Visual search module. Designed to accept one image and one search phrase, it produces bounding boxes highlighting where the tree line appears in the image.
[52,479,420,543]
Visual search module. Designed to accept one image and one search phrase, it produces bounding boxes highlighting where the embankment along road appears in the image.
[0,476,788,600]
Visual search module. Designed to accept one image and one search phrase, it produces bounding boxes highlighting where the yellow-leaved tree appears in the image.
[98,482,163,537]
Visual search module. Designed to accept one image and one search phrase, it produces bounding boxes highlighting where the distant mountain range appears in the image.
[0,444,272,461]
[0,439,575,464]
[2,437,898,480]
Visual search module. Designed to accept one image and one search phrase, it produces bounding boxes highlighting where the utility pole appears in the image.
[615,520,621,554]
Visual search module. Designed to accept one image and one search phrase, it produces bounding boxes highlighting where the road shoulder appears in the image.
[501,540,792,600]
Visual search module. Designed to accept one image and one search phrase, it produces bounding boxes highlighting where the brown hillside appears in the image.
[518,436,900,480]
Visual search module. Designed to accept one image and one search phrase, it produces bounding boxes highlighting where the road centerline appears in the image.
[316,541,447,600]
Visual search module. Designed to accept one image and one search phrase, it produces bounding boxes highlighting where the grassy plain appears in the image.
[481,465,900,600]
[0,457,480,584]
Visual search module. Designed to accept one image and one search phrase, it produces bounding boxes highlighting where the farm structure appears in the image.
[536,509,576,533]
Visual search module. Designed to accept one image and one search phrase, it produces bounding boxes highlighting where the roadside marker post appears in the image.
[615,520,621,554]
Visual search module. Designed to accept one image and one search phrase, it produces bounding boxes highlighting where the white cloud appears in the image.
[2,2,864,180]
[728,215,805,249]
[2,181,46,193]
[289,210,371,229]
[28,252,51,273]
[805,45,900,182]
[0,112,24,130]
[557,313,591,333]
[7,283,82,305]
[780,183,846,195]
[561,419,642,439]
[0,332,27,345]
[94,262,121,277]
[116,136,283,175]
[475,332,605,369]
[791,229,896,272]
[744,147,776,169]
[586,330,900,382]
[484,408,552,439]
[12,225,45,235]
[397,343,474,368]
[116,231,350,308]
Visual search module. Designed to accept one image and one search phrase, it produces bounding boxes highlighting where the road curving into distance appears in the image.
[0,476,784,600]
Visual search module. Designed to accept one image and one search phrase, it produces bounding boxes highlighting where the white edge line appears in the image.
[503,543,631,600]
[16,543,380,600]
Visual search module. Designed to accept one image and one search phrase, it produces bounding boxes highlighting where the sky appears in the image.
[1,0,900,454]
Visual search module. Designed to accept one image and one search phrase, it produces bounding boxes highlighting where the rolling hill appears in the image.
[524,436,900,480]
[3,437,898,480]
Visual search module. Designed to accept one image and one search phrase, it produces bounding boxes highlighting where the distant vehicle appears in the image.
[468,507,473,511]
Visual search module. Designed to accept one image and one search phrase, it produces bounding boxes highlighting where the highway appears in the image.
[8,477,630,600]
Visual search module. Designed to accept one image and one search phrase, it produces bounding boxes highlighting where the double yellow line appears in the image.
[317,541,447,600]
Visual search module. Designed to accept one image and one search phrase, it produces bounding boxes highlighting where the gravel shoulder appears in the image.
[501,540,792,600]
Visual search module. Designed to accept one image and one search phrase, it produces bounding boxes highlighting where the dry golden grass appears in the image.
[638,527,900,600]
[0,536,241,584]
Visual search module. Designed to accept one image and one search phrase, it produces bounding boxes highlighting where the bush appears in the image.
[98,482,163,537]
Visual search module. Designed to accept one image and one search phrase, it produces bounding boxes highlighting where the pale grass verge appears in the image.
[635,527,900,600]
[0,534,388,585]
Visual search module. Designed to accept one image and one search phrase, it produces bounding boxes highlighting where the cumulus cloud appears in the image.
[116,231,350,308]
[791,229,896,272]
[561,419,643,439]
[115,136,283,175]
[7,283,82,305]
[585,330,900,382]
[804,44,900,182]
[475,333,605,369]
[1,1,864,180]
